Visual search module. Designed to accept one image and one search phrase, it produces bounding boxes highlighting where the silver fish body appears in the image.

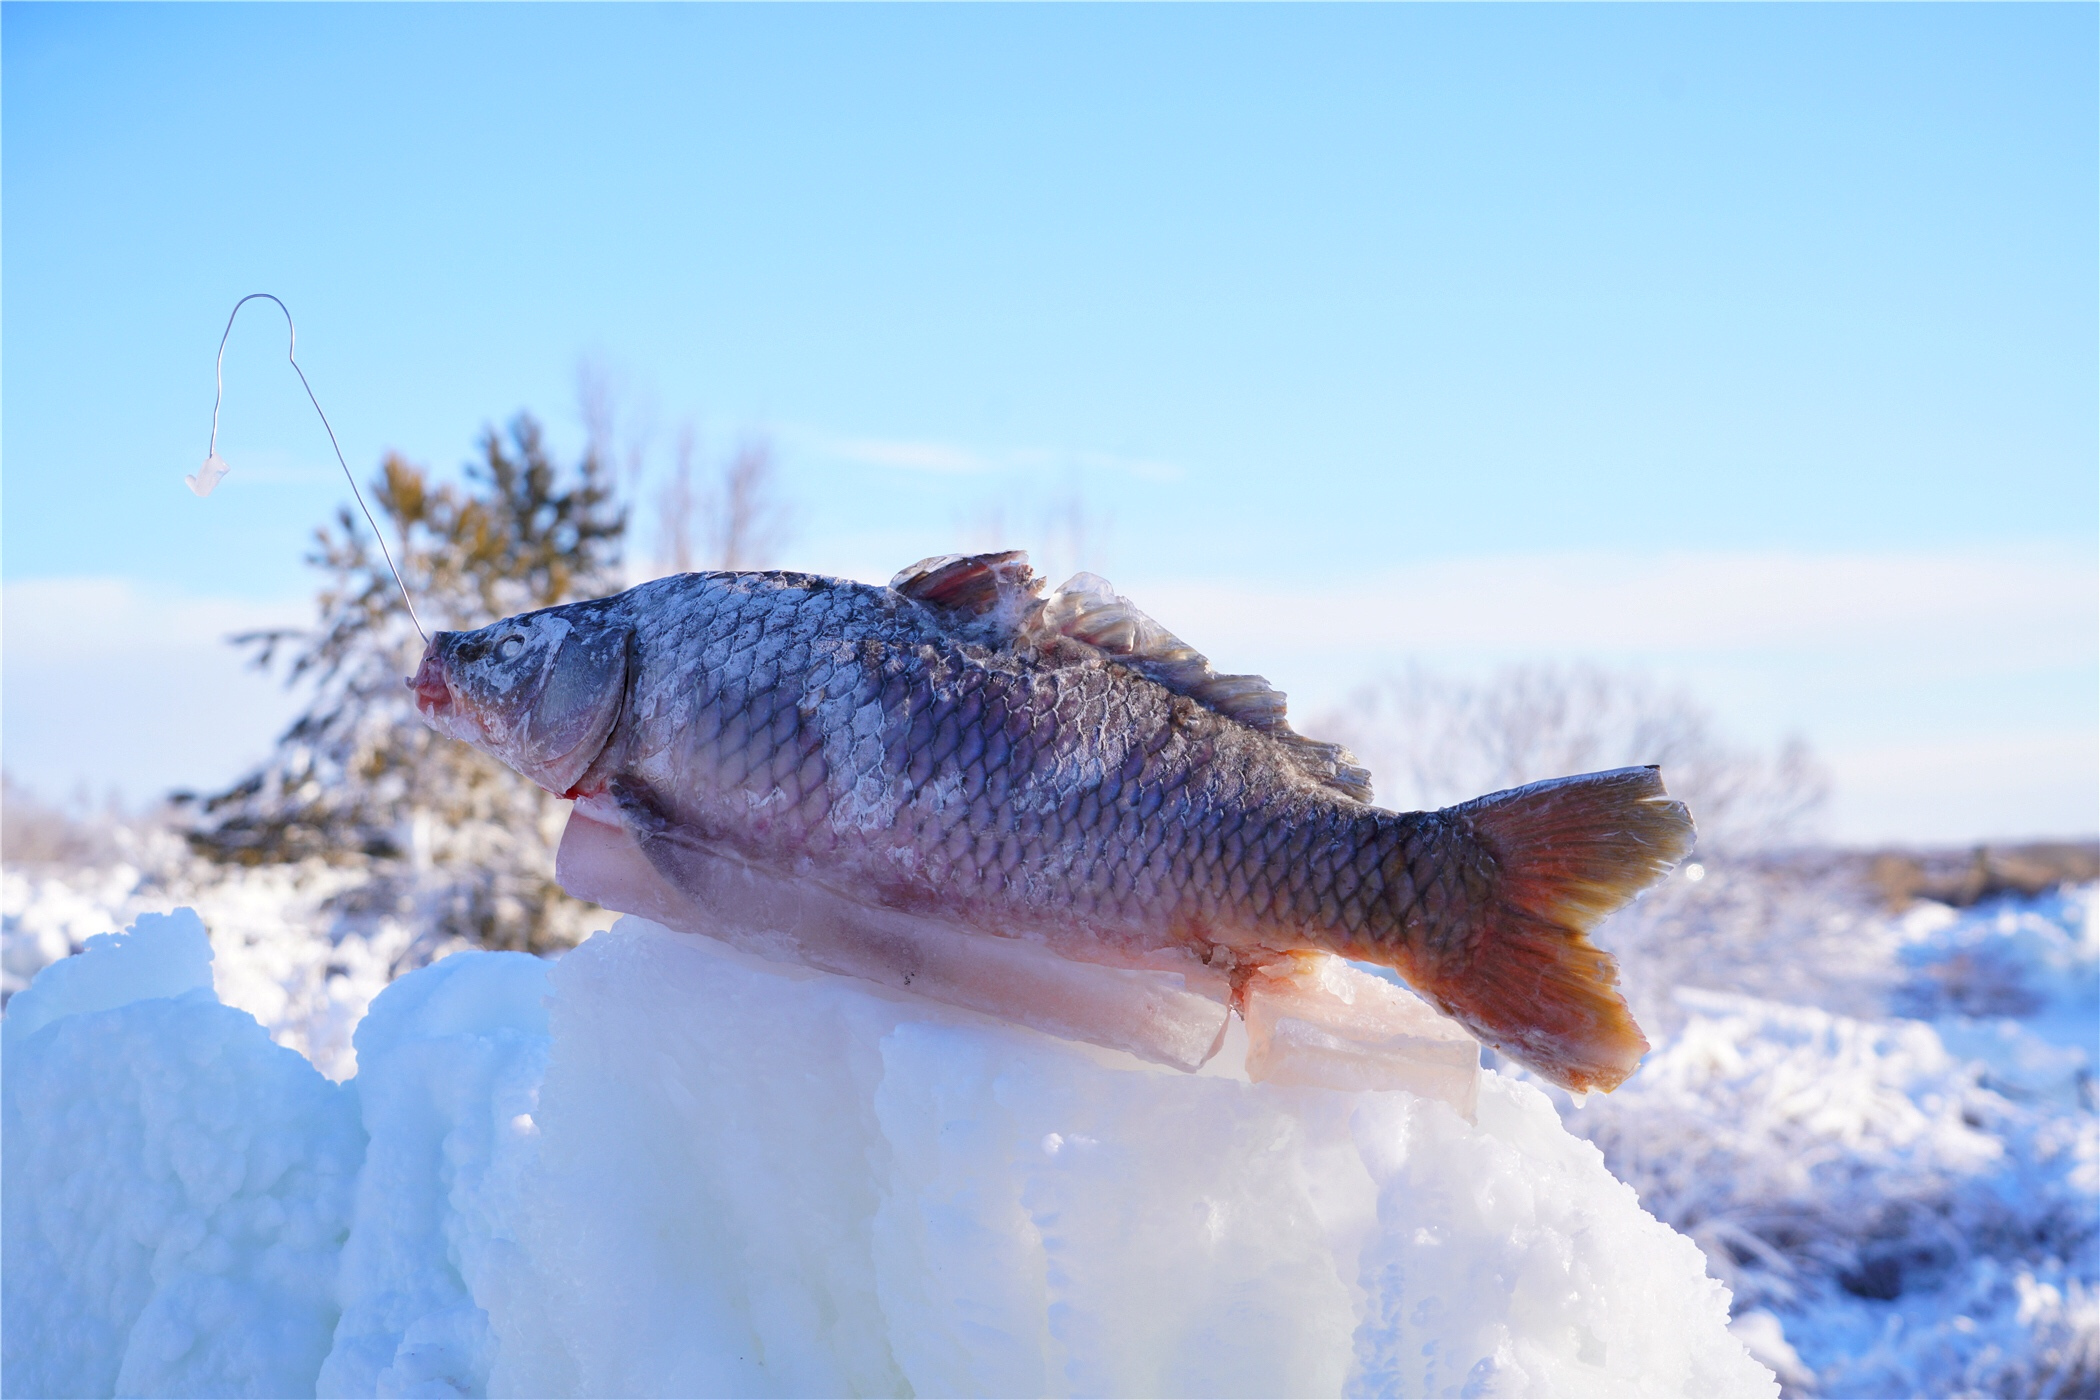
[413,553,1693,1093]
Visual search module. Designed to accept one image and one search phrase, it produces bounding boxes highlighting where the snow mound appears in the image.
[2,910,364,1398]
[4,910,1774,1398]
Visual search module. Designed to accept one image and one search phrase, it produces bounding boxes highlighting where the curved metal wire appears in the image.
[209,293,428,641]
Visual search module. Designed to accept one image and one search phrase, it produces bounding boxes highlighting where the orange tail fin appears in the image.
[1389,767,1694,1094]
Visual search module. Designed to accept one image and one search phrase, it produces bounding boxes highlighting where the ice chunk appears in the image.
[557,813,1488,1098]
[557,807,1235,1072]
[453,919,1770,1398]
[1729,1310,1815,1394]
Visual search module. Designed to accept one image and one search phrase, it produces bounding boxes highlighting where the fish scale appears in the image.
[412,552,1695,1093]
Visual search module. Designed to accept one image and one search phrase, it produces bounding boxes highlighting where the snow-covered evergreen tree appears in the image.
[186,414,624,960]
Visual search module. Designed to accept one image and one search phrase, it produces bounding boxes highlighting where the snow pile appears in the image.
[14,851,2088,1397]
[318,949,550,1397]
[1,911,364,1397]
[1570,885,2098,1396]
[3,910,1774,1398]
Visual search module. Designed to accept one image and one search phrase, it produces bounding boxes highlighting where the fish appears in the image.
[409,551,1693,1095]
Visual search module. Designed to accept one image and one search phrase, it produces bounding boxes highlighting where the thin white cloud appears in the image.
[794,431,989,475]
[3,578,313,803]
[3,578,309,662]
[1119,545,2097,663]
[199,463,339,487]
[1826,730,2099,845]
[172,447,340,489]
[6,546,2091,840]
[1107,544,2097,844]
[781,425,1185,483]
[1005,445,1185,485]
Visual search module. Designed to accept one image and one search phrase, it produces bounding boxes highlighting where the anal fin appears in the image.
[1241,952,1480,1120]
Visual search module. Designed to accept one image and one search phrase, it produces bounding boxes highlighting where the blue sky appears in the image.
[4,3,2095,842]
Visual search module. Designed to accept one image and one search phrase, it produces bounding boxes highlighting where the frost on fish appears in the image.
[1035,569,1373,802]
[411,552,1695,1100]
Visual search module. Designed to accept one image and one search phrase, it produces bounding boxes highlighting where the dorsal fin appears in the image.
[891,551,1046,640]
[1041,573,1373,803]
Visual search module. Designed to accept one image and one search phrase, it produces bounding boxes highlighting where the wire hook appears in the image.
[198,293,427,642]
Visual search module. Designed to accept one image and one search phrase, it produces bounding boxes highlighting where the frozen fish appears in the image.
[411,552,1692,1093]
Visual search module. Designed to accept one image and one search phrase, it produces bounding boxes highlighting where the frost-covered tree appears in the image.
[185,415,624,959]
[1330,664,1828,854]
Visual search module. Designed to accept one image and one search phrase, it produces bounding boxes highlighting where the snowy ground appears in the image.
[3,829,2094,1397]
[1570,874,2098,1397]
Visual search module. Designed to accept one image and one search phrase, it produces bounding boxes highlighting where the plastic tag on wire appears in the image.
[187,453,230,497]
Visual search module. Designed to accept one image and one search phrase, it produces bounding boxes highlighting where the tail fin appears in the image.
[1393,767,1694,1094]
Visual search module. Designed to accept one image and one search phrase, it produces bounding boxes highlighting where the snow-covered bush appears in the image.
[1567,883,2098,1396]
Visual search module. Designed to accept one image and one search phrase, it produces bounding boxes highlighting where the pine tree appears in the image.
[187,414,625,959]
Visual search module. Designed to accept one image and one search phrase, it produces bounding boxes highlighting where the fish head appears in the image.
[410,610,631,795]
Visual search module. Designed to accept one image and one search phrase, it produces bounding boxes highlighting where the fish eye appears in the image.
[496,635,526,662]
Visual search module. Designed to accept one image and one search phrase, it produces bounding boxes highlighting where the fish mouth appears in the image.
[408,639,485,747]
[409,644,494,750]
[409,648,453,717]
